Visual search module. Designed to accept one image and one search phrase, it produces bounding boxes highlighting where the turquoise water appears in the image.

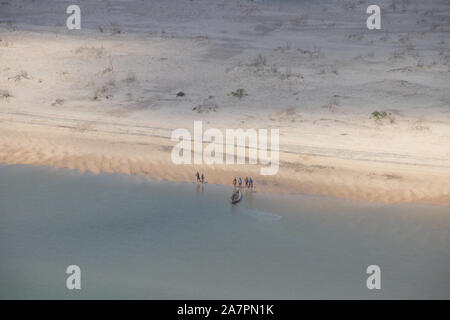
[0,164,449,299]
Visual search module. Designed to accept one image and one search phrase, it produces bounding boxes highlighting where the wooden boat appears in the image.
[231,189,242,204]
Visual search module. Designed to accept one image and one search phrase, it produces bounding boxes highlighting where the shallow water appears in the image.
[0,164,449,299]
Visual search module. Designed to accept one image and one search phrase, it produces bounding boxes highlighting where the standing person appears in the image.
[201,173,204,184]
[249,177,253,189]
[196,171,200,183]
[245,177,249,187]
[238,177,242,187]
[233,177,237,187]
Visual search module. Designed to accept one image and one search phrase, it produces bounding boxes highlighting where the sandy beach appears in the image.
[1,0,449,205]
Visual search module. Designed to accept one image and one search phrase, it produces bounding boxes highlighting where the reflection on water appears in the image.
[0,164,449,299]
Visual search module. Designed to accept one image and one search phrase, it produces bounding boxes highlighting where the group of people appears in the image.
[233,176,254,189]
[195,171,205,184]
[195,171,254,190]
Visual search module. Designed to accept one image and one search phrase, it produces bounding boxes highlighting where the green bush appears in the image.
[231,88,247,99]
[371,111,387,120]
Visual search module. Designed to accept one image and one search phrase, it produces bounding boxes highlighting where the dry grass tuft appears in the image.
[192,102,218,114]
[0,89,12,100]
[8,71,29,82]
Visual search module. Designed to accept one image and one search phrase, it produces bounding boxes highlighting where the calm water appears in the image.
[0,164,449,299]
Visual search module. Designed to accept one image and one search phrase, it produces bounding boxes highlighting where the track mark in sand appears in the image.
[383,173,402,180]
[2,110,449,169]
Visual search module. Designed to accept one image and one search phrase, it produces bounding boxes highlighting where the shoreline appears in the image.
[1,115,449,207]
[1,160,449,211]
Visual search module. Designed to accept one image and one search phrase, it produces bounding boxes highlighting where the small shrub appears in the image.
[93,81,114,100]
[111,23,122,34]
[123,72,136,84]
[371,111,387,120]
[51,98,64,106]
[192,103,218,114]
[75,46,105,57]
[8,71,29,81]
[280,67,292,80]
[249,54,266,67]
[297,46,322,58]
[322,98,340,112]
[0,38,11,47]
[101,61,114,74]
[371,111,395,123]
[0,89,12,99]
[318,65,338,75]
[231,89,247,99]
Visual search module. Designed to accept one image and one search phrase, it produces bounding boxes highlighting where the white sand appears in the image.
[0,0,449,205]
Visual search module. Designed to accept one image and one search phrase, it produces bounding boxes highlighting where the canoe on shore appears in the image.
[231,189,242,204]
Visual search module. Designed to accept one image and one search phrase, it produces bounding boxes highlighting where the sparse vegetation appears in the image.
[343,2,357,10]
[93,80,115,101]
[0,89,12,100]
[111,23,123,35]
[411,119,430,132]
[72,122,93,133]
[429,23,440,31]
[322,98,340,113]
[371,111,387,120]
[423,9,437,17]
[0,37,11,47]
[241,4,259,17]
[398,34,410,43]
[371,111,396,124]
[269,107,299,122]
[318,65,338,75]
[270,65,278,74]
[297,46,322,58]
[390,49,407,60]
[51,98,64,106]
[75,46,105,57]
[231,88,247,99]
[192,103,218,114]
[248,54,266,68]
[123,72,136,84]
[292,14,308,26]
[101,61,114,75]
[391,0,409,12]
[97,22,123,34]
[347,33,364,42]
[379,34,389,42]
[280,67,294,80]
[8,71,29,82]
